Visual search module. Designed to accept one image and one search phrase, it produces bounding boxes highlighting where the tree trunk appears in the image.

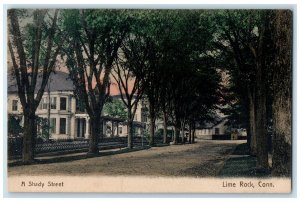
[149,102,155,146]
[181,121,185,144]
[271,10,292,176]
[173,124,180,145]
[127,121,133,148]
[127,111,133,149]
[163,110,168,144]
[22,112,36,163]
[88,116,100,155]
[272,99,292,176]
[192,127,196,143]
[255,63,268,169]
[149,116,155,146]
[246,122,251,148]
[188,124,192,144]
[254,12,271,170]
[245,95,251,151]
[248,90,257,156]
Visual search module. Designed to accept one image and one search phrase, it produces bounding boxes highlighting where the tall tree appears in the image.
[160,10,220,144]
[270,10,292,176]
[213,11,273,169]
[8,9,61,163]
[142,39,162,146]
[158,65,173,144]
[122,10,165,146]
[213,10,258,154]
[62,9,128,155]
[111,36,146,148]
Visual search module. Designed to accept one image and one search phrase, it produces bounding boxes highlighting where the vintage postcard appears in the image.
[6,7,293,194]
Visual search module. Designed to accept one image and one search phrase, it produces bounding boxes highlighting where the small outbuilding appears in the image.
[195,116,229,140]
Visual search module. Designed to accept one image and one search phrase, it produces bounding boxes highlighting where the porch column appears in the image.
[79,118,83,138]
[85,117,90,139]
[141,125,145,146]
[116,122,119,137]
[141,126,144,136]
[111,121,115,137]
[74,118,78,138]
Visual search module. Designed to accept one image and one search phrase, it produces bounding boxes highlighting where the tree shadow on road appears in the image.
[8,146,151,167]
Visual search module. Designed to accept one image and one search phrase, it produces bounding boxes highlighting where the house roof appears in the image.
[8,71,75,93]
[196,115,227,129]
[7,69,138,98]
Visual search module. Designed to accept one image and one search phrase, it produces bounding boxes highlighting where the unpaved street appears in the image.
[8,140,244,177]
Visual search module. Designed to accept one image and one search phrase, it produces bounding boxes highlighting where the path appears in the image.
[8,140,245,177]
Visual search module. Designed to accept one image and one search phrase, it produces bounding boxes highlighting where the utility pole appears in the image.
[47,76,52,140]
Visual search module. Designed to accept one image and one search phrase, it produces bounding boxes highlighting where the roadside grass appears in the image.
[151,143,170,147]
[218,143,271,178]
[8,145,151,167]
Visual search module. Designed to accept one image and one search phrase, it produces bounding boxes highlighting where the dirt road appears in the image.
[8,140,244,177]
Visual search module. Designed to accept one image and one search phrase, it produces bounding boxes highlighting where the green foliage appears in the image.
[103,98,127,119]
[117,10,221,128]
[8,116,23,137]
[155,128,173,139]
[61,9,131,116]
[60,9,223,129]
[210,10,270,127]
[143,128,173,143]
[36,117,50,140]
[156,10,221,124]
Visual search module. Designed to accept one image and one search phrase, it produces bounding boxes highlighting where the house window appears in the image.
[42,97,48,110]
[119,126,122,134]
[50,97,57,109]
[60,97,67,110]
[141,114,147,122]
[215,128,220,135]
[50,118,56,134]
[59,118,66,134]
[12,100,18,111]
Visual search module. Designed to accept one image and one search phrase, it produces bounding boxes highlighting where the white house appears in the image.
[8,71,147,140]
[8,72,79,139]
[195,116,228,140]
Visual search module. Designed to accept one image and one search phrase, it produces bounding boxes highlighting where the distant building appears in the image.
[195,116,228,140]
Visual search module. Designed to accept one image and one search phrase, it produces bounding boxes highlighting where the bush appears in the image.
[8,115,23,137]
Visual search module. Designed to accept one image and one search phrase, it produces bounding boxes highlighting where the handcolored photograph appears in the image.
[7,9,292,193]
